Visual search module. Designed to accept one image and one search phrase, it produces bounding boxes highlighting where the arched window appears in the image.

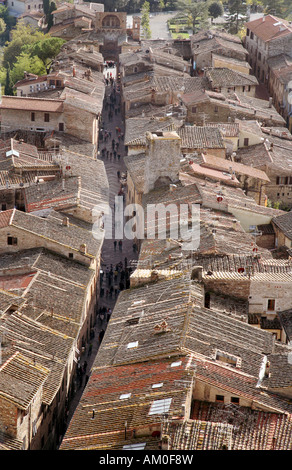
[102,15,120,29]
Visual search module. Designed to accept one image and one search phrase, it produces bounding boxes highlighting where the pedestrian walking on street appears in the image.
[118,240,123,251]
[114,240,117,251]
[99,329,105,344]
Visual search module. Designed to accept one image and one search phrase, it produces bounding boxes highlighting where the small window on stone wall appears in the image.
[231,396,240,404]
[7,236,17,246]
[215,395,224,403]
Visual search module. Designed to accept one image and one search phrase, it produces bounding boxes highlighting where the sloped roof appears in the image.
[0,352,50,410]
[0,209,102,258]
[178,126,225,149]
[272,211,292,239]
[245,15,292,42]
[205,67,258,88]
[124,152,146,193]
[0,247,95,410]
[200,153,270,182]
[206,122,239,137]
[124,116,180,146]
[23,177,79,213]
[1,96,64,113]
[94,276,202,368]
[60,356,194,450]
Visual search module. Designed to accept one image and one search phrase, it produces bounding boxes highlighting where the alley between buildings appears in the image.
[64,64,138,430]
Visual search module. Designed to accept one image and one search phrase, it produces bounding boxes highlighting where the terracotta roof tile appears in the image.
[1,96,64,113]
[178,125,225,150]
[0,209,14,228]
[272,211,292,239]
[245,14,292,42]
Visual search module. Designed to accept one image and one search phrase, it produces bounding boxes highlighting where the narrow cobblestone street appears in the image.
[65,69,138,429]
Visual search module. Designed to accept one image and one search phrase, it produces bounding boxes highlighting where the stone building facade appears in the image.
[244,15,292,85]
[0,97,65,134]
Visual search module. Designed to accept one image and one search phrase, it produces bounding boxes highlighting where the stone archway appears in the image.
[100,41,121,62]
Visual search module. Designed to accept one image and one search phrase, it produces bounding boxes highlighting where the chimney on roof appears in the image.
[77,176,81,204]
[160,435,170,450]
[62,216,69,226]
[191,266,203,281]
[150,270,159,283]
[265,360,270,377]
[79,243,87,255]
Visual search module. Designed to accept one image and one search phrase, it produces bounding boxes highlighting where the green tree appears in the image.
[24,37,65,72]
[165,0,177,9]
[209,1,224,18]
[0,5,16,43]
[141,1,151,38]
[175,0,209,34]
[43,0,51,16]
[127,0,141,13]
[0,17,5,35]
[226,0,248,34]
[43,0,57,30]
[3,21,44,68]
[10,52,46,85]
[261,0,286,16]
[4,64,13,95]
[1,21,65,89]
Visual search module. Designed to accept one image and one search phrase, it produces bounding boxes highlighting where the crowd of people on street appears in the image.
[99,257,132,302]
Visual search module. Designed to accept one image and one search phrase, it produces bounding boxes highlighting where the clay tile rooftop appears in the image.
[245,14,292,42]
[0,96,64,113]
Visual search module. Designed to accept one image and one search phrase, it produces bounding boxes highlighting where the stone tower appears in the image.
[131,16,141,41]
[144,131,181,194]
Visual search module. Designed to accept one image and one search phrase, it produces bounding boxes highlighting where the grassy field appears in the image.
[167,13,191,38]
